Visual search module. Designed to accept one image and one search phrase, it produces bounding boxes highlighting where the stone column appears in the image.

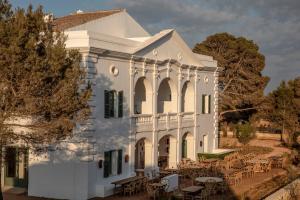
[177,66,183,164]
[152,61,158,169]
[129,57,136,175]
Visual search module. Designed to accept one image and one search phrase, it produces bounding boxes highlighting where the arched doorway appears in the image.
[182,132,194,160]
[181,81,194,112]
[158,135,177,169]
[157,78,177,113]
[134,77,152,114]
[135,138,152,169]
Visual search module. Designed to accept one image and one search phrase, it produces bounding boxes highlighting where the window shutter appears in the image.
[104,90,110,118]
[109,91,115,117]
[208,95,211,114]
[202,95,205,114]
[103,151,111,178]
[118,91,123,118]
[117,149,122,175]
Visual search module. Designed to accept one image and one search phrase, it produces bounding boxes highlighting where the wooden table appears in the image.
[195,177,223,183]
[135,169,145,176]
[182,186,204,200]
[111,176,144,194]
[148,182,167,200]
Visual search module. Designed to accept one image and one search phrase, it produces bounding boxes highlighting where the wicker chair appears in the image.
[123,182,136,196]
[146,184,159,199]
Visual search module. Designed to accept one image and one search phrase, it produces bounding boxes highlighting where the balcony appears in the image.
[132,112,195,133]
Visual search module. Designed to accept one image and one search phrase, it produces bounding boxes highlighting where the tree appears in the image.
[0,1,91,199]
[193,33,269,125]
[235,122,255,145]
[266,79,300,144]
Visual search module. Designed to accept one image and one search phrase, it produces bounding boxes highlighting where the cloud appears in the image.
[107,0,300,93]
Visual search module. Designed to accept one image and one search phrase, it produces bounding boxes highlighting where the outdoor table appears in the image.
[182,186,204,200]
[135,169,145,176]
[111,176,144,194]
[150,182,166,189]
[195,176,223,183]
[149,182,167,198]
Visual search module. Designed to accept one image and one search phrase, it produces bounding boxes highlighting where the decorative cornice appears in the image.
[76,47,220,72]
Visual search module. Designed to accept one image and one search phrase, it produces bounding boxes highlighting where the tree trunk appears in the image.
[0,145,3,200]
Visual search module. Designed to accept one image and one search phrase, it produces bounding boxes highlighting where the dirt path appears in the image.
[249,139,291,158]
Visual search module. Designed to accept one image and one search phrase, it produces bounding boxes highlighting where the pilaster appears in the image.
[152,61,158,168]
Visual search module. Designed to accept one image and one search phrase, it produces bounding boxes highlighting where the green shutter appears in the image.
[117,150,122,175]
[208,95,211,114]
[202,95,205,114]
[118,91,123,118]
[104,90,110,118]
[109,91,115,117]
[104,151,112,178]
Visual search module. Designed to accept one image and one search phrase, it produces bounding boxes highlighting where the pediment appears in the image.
[134,30,205,67]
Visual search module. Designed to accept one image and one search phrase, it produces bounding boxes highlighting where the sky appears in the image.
[10,0,300,93]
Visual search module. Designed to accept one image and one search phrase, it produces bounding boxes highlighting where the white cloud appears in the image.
[107,0,300,92]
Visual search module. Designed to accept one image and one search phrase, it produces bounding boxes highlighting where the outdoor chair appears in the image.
[135,179,143,193]
[219,181,229,194]
[146,183,159,199]
[123,182,135,196]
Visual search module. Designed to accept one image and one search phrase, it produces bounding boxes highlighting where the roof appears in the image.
[53,9,123,31]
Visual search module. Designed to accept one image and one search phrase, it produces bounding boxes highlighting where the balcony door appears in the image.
[4,147,29,188]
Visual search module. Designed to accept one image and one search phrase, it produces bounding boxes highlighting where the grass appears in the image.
[238,145,273,155]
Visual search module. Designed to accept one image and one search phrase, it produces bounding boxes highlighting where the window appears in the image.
[103,149,122,178]
[202,94,211,114]
[104,90,123,118]
[5,148,17,177]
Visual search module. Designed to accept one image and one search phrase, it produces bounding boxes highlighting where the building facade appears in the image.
[1,9,220,200]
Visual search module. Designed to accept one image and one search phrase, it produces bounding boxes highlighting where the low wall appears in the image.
[255,132,281,140]
[220,131,282,141]
[264,178,300,200]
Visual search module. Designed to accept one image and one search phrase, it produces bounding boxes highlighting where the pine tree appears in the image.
[267,78,300,144]
[193,33,269,126]
[0,1,91,198]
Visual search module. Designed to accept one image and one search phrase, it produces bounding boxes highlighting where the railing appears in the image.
[182,112,194,121]
[132,114,153,125]
[132,112,194,129]
[157,113,167,123]
[169,113,178,121]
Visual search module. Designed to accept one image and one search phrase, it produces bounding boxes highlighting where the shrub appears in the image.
[235,122,255,145]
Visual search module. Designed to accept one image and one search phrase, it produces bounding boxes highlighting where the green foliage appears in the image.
[265,78,300,145]
[0,2,91,146]
[193,33,269,124]
[238,145,273,155]
[235,122,255,145]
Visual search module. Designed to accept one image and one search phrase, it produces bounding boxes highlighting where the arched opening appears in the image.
[158,135,177,169]
[182,132,194,160]
[135,138,152,170]
[181,81,194,112]
[157,78,177,113]
[134,77,152,114]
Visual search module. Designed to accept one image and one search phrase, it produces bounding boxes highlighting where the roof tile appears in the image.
[53,9,123,31]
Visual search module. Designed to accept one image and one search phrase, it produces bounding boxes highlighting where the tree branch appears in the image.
[219,107,256,117]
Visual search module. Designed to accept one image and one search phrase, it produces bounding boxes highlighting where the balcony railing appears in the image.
[132,112,195,132]
[182,112,194,121]
[132,114,152,125]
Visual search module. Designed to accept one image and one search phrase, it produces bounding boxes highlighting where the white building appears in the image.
[1,9,220,199]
